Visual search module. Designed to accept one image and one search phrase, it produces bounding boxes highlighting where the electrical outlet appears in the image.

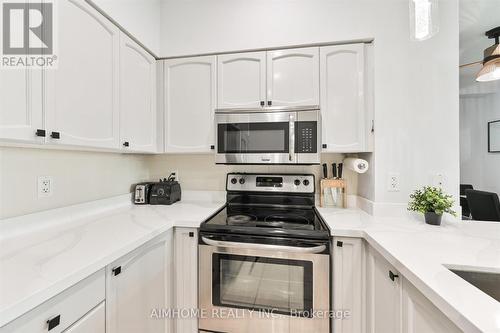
[170,170,179,182]
[38,176,53,198]
[433,173,446,188]
[387,173,400,192]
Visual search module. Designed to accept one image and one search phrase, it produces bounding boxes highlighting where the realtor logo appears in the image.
[1,0,57,68]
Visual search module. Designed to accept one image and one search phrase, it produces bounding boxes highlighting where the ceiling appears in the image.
[460,0,499,66]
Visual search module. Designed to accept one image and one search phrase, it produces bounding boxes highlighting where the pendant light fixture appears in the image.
[476,27,500,82]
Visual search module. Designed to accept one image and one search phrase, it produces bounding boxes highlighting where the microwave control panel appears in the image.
[296,121,317,153]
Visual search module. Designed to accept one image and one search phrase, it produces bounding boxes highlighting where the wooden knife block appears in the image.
[320,179,346,208]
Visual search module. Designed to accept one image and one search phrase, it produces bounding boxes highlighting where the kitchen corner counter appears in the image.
[0,191,225,328]
[318,207,500,333]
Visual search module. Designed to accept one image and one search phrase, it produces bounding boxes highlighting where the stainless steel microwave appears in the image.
[215,107,321,164]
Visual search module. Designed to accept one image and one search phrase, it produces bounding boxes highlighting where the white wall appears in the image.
[0,148,150,219]
[89,0,161,55]
[460,71,500,195]
[160,0,460,210]
[148,153,359,195]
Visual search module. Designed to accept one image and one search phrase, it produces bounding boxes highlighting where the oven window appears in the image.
[212,254,313,316]
[217,122,289,153]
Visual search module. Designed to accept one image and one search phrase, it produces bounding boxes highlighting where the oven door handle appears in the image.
[201,236,326,254]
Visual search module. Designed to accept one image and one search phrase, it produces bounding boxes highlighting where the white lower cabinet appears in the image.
[332,237,364,333]
[365,246,401,333]
[62,302,105,333]
[0,270,105,333]
[401,277,462,333]
[106,230,173,333]
[364,245,464,333]
[174,227,198,333]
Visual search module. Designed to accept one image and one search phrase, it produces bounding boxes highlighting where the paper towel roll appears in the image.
[344,158,369,174]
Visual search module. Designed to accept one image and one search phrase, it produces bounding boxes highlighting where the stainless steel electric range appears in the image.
[199,173,331,333]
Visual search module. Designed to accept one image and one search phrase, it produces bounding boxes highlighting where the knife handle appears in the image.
[338,163,343,179]
[332,163,337,179]
[322,163,328,179]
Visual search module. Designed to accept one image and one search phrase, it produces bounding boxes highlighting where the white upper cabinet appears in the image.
[45,0,120,149]
[163,56,216,153]
[0,68,43,143]
[217,52,266,109]
[320,44,368,152]
[119,33,157,153]
[266,47,319,107]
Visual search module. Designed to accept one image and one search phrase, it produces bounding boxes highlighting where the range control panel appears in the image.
[227,173,315,193]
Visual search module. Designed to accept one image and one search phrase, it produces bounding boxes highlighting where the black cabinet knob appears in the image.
[36,129,46,137]
[260,101,265,107]
[189,232,194,238]
[389,270,399,281]
[336,241,343,247]
[112,266,122,276]
[47,315,61,331]
[50,131,60,139]
[267,100,272,106]
[123,142,130,147]
[322,144,327,149]
[210,145,215,150]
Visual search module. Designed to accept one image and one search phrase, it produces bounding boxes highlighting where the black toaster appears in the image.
[149,180,182,205]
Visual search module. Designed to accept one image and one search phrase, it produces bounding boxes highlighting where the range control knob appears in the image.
[303,179,310,186]
[239,178,245,184]
[230,178,237,184]
[294,179,301,186]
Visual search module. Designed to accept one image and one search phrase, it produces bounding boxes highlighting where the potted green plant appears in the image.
[408,186,457,225]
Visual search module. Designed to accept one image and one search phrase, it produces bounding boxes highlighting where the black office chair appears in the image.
[460,184,473,218]
[465,189,500,222]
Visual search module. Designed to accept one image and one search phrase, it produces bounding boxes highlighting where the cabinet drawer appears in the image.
[62,302,105,333]
[0,270,105,333]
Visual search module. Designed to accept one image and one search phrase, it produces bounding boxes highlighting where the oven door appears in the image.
[199,235,330,333]
[215,111,296,164]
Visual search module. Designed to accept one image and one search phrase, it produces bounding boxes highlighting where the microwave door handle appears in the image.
[201,237,326,254]
[289,114,295,162]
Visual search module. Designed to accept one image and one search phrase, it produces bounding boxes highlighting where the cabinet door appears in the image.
[106,232,172,333]
[45,0,120,149]
[63,302,105,333]
[0,68,43,143]
[174,228,198,333]
[402,277,462,333]
[119,33,157,153]
[164,56,216,153]
[366,247,401,333]
[266,47,319,107]
[332,237,364,333]
[217,52,266,109]
[320,44,365,152]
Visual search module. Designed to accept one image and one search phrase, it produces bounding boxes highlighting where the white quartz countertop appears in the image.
[318,207,500,333]
[0,191,225,327]
[1,194,499,332]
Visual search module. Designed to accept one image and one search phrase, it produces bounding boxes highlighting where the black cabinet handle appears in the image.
[47,315,60,331]
[336,241,343,247]
[36,129,46,137]
[322,144,327,149]
[112,266,122,276]
[123,141,130,147]
[210,145,215,150]
[50,131,60,139]
[260,101,265,107]
[189,232,194,238]
[389,270,399,281]
[267,100,272,106]
[371,120,375,133]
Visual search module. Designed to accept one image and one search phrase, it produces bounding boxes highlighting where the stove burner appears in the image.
[227,214,256,224]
